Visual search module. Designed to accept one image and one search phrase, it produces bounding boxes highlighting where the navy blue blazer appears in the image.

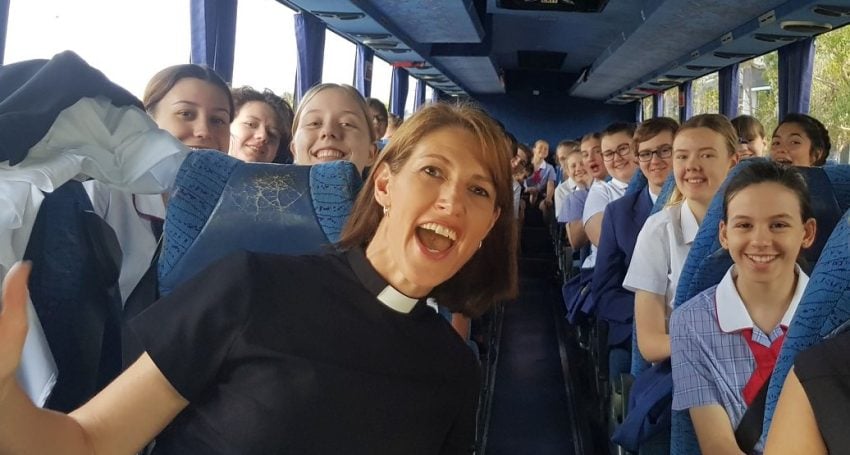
[592,187,654,346]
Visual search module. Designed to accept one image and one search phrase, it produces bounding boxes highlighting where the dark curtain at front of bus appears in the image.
[679,81,693,123]
[354,45,373,98]
[635,101,643,123]
[294,12,325,103]
[190,0,237,83]
[653,93,664,118]
[719,63,740,119]
[0,0,9,65]
[390,67,409,118]
[778,37,815,118]
[413,79,426,112]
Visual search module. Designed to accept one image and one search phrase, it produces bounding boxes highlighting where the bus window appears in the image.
[663,87,679,120]
[232,0,296,97]
[371,56,392,107]
[692,72,719,115]
[811,25,850,163]
[641,96,652,120]
[5,0,189,98]
[738,52,778,143]
[321,31,356,86]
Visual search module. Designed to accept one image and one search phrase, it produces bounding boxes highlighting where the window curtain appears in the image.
[653,93,664,118]
[294,12,325,103]
[431,87,441,103]
[718,63,740,119]
[635,101,643,123]
[0,0,9,65]
[679,81,693,123]
[778,37,815,118]
[413,79,426,112]
[390,67,409,119]
[190,0,238,83]
[353,44,374,98]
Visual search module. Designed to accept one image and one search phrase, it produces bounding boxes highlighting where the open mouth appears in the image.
[774,157,792,165]
[416,222,457,253]
[313,148,346,161]
[745,253,778,264]
[684,177,706,185]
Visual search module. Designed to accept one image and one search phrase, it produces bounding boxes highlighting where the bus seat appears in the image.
[157,151,362,296]
[764,168,850,439]
[23,180,123,412]
[625,169,647,196]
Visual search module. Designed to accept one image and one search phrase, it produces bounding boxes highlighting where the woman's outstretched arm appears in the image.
[0,262,188,455]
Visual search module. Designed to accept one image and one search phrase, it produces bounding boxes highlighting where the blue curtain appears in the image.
[778,37,815,118]
[635,101,643,123]
[354,44,374,98]
[679,81,693,123]
[653,93,664,118]
[413,79,426,112]
[0,0,9,65]
[294,12,325,103]
[390,67,409,119]
[190,0,238,83]
[718,63,740,119]
[431,87,441,103]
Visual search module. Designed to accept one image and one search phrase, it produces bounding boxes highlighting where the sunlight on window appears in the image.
[404,76,416,118]
[663,87,679,120]
[232,0,297,99]
[425,85,435,105]
[811,24,850,162]
[692,73,719,116]
[371,57,392,106]
[642,97,652,120]
[6,0,190,98]
[738,52,778,140]
[321,31,355,86]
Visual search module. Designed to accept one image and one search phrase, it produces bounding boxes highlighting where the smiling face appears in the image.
[367,126,501,298]
[720,182,815,285]
[636,131,674,193]
[228,101,282,163]
[737,134,766,160]
[150,77,232,152]
[673,127,737,207]
[771,122,817,167]
[601,131,637,183]
[580,137,607,181]
[290,87,377,172]
[566,151,591,188]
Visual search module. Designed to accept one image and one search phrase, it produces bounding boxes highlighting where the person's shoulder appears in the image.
[796,328,850,380]
[671,285,717,325]
[641,207,674,232]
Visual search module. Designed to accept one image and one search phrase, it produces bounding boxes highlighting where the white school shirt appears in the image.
[623,200,700,310]
[580,178,629,269]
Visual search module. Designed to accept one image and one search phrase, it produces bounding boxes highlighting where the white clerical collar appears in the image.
[376,286,418,314]
[715,265,809,333]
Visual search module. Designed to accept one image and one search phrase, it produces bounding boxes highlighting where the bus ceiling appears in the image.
[281,0,850,102]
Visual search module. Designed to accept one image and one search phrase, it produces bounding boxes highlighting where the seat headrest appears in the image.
[650,173,676,215]
[158,151,362,296]
[626,170,648,196]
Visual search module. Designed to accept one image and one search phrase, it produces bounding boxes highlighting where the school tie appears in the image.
[740,328,785,406]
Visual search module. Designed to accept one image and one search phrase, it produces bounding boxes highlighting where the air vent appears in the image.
[664,74,692,80]
[382,48,413,54]
[648,81,676,87]
[517,51,567,71]
[714,51,757,59]
[364,39,399,49]
[754,33,800,43]
[813,5,850,17]
[497,0,610,13]
[780,20,833,34]
[686,65,720,71]
[311,11,365,20]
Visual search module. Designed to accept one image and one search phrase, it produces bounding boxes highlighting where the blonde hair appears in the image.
[338,102,518,317]
[292,83,377,143]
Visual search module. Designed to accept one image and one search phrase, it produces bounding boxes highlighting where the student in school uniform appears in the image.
[769,113,832,167]
[672,161,816,454]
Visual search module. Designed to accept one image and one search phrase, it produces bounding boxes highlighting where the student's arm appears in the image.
[689,405,745,455]
[764,368,827,455]
[0,263,188,455]
[592,207,631,325]
[584,212,603,247]
[634,290,670,362]
[544,180,555,205]
[567,221,588,249]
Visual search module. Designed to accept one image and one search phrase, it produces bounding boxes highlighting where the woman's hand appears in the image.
[0,262,31,395]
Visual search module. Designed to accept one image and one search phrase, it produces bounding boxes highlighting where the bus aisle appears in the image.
[483,208,595,454]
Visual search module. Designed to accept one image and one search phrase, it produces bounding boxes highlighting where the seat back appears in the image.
[23,180,123,412]
[158,151,362,295]
[625,169,647,196]
[763,164,850,438]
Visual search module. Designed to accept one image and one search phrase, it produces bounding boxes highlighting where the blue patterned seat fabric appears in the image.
[625,169,648,196]
[158,151,362,296]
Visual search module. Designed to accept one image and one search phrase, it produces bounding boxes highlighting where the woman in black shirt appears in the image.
[0,102,517,454]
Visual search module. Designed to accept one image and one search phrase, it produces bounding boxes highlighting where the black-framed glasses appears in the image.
[636,145,673,162]
[602,143,632,162]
